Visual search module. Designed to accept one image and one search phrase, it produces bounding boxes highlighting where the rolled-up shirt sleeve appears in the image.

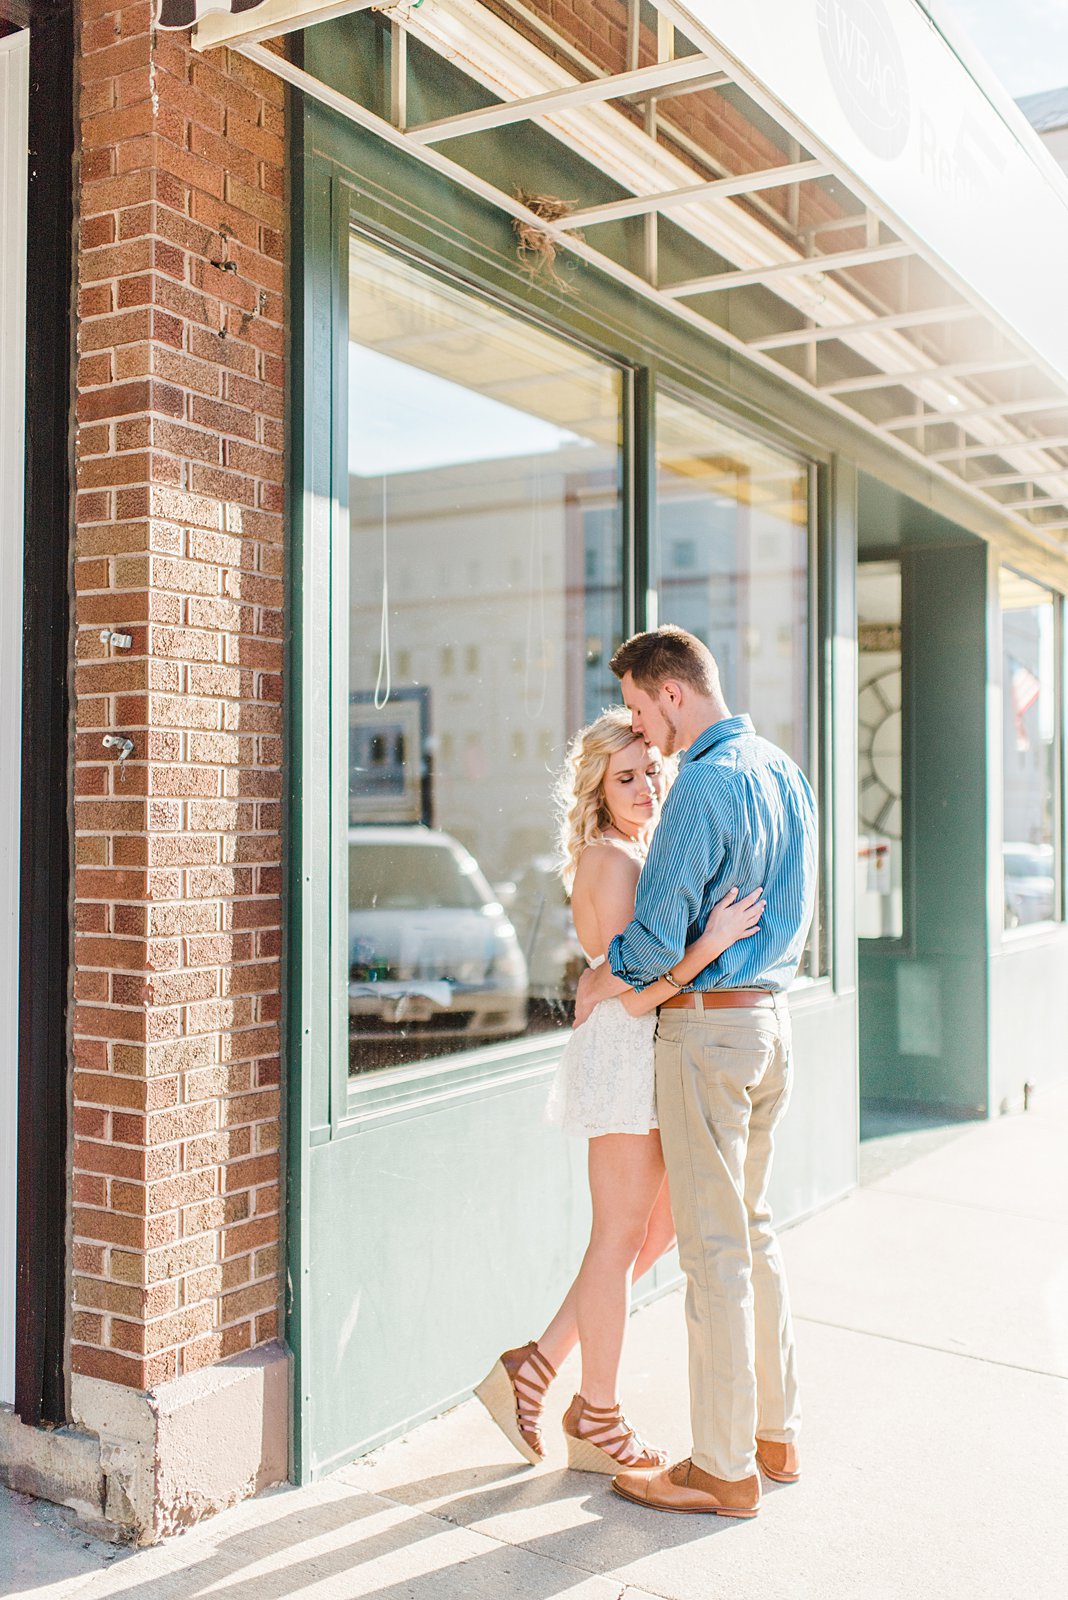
[608,771,725,989]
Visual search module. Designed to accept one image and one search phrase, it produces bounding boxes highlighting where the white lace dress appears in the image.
[545,955,658,1139]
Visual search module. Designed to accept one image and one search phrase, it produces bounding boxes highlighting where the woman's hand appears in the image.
[699,886,764,959]
[622,885,766,1015]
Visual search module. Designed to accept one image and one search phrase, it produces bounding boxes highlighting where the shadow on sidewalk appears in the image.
[77,1463,748,1600]
[355,1463,753,1581]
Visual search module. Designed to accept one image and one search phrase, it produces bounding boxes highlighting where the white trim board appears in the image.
[0,26,29,1410]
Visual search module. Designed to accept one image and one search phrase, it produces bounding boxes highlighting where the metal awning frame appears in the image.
[562,158,831,228]
[405,54,725,143]
[231,0,1068,553]
[664,240,914,298]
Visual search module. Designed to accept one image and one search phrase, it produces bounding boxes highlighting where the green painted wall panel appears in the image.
[774,993,859,1218]
[305,1068,589,1474]
[989,933,1068,1112]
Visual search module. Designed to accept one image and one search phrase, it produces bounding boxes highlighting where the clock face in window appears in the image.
[858,666,902,840]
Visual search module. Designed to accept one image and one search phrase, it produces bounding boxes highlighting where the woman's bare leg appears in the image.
[633,1170,676,1281]
[538,1165,675,1371]
[536,1132,671,1406]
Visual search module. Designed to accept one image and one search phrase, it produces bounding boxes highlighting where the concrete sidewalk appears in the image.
[6,1087,1068,1600]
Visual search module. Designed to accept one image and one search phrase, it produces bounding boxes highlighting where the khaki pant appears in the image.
[654,998,800,1482]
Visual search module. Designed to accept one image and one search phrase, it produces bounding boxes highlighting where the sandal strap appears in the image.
[570,1396,666,1468]
[501,1343,555,1444]
[521,1343,556,1392]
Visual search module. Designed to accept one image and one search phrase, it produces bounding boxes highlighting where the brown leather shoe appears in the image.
[756,1438,800,1483]
[612,1458,761,1517]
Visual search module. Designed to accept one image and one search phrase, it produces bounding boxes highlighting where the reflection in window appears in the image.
[857,563,903,939]
[347,235,624,1074]
[1001,569,1059,930]
[653,393,821,974]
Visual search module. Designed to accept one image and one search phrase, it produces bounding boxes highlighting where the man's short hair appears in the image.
[610,626,721,697]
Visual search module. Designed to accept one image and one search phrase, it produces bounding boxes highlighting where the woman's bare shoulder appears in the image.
[573,837,641,889]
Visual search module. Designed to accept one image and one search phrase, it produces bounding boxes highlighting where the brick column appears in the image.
[71,12,285,1395]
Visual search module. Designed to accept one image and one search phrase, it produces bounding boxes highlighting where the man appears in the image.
[574,625,817,1518]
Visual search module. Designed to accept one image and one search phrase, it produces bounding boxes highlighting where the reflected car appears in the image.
[506,853,586,1013]
[1003,842,1055,928]
[348,826,528,1042]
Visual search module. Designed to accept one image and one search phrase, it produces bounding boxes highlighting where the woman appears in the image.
[476,708,764,1474]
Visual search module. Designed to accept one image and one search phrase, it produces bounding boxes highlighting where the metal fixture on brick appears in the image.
[101,733,135,782]
[99,627,132,650]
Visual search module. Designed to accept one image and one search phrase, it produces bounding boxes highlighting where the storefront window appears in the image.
[347,236,624,1073]
[1001,569,1060,931]
[857,562,904,939]
[653,393,821,974]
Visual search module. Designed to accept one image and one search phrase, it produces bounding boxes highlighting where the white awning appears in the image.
[165,0,1068,549]
[675,0,1068,392]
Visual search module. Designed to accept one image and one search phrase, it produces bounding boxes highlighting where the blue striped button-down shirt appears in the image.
[608,715,818,993]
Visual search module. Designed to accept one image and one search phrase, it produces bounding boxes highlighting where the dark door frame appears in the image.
[15,0,75,1426]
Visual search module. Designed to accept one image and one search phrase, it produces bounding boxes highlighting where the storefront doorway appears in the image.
[856,476,991,1131]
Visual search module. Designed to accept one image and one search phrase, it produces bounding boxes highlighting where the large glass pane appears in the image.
[653,393,821,974]
[1001,569,1059,930]
[347,236,624,1074]
[857,562,904,939]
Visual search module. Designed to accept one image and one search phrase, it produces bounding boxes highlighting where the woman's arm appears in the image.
[619,887,764,1016]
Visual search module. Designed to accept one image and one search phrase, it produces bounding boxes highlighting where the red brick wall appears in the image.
[71,9,285,1389]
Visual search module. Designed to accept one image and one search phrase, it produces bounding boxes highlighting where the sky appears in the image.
[348,347,580,476]
[939,0,1068,98]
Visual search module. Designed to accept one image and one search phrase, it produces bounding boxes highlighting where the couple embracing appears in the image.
[477,624,818,1518]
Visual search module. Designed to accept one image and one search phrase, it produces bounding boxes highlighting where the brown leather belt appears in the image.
[659,989,774,1011]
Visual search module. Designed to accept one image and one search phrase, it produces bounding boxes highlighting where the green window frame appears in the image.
[998,566,1065,935]
[290,116,836,1143]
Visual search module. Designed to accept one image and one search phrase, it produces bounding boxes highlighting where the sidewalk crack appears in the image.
[796,1314,1068,1380]
[866,1186,1068,1224]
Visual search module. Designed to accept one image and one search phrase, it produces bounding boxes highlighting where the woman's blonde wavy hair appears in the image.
[555,707,650,894]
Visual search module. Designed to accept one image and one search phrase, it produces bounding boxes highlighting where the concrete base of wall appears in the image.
[0,1405,109,1534]
[0,1340,289,1544]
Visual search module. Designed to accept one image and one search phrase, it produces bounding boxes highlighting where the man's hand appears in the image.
[574,960,628,1027]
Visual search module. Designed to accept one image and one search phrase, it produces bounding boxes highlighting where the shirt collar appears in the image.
[679,714,754,766]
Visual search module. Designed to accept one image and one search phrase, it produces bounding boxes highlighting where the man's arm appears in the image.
[607,771,724,990]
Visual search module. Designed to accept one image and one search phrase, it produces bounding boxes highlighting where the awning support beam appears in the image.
[192,0,377,53]
[749,304,979,350]
[887,396,1068,432]
[931,435,1068,462]
[564,159,830,230]
[821,357,1028,395]
[970,471,1067,489]
[404,54,719,145]
[664,240,911,299]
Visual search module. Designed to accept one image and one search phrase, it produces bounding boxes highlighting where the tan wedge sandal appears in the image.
[474,1342,556,1466]
[562,1393,668,1475]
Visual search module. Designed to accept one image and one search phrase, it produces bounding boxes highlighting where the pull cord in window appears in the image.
[524,466,548,720]
[374,475,392,709]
